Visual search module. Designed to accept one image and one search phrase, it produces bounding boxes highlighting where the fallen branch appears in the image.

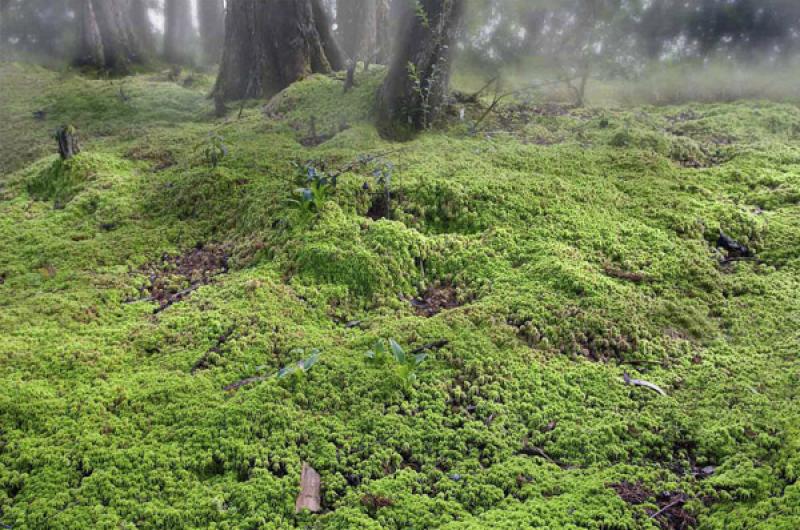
[410,340,449,355]
[223,375,268,392]
[623,372,667,396]
[649,496,686,520]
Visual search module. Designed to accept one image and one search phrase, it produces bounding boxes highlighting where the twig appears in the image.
[327,148,406,179]
[224,375,268,392]
[410,340,449,355]
[649,496,686,520]
[623,372,667,396]
[152,285,202,314]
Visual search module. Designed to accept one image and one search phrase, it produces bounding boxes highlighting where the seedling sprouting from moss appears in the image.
[288,163,337,215]
[278,348,322,380]
[195,132,228,168]
[366,338,427,390]
[371,162,394,220]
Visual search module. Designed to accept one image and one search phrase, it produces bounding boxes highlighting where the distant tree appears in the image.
[2,1,77,60]
[0,0,10,51]
[377,0,465,137]
[130,0,156,56]
[214,0,343,101]
[164,0,196,65]
[198,0,225,64]
[76,0,145,73]
[375,0,392,64]
[337,0,377,67]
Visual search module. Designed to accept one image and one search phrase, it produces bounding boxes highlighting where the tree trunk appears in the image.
[377,0,465,138]
[197,0,225,64]
[0,0,10,52]
[164,0,195,65]
[337,0,377,64]
[130,0,155,56]
[76,0,144,73]
[214,0,344,101]
[375,0,392,64]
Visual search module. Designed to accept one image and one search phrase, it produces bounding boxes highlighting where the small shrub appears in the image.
[288,163,337,215]
[195,132,228,168]
[366,338,428,390]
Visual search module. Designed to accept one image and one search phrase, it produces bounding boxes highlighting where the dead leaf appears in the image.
[295,462,322,513]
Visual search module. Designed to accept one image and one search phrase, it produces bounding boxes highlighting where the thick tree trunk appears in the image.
[197,0,225,64]
[76,0,143,73]
[130,0,155,56]
[377,0,465,138]
[77,0,105,68]
[214,0,344,101]
[337,0,377,64]
[164,0,195,65]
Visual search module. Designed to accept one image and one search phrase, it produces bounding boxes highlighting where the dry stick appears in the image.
[649,497,686,520]
[327,147,407,179]
[410,340,449,355]
[471,78,573,130]
[623,372,667,396]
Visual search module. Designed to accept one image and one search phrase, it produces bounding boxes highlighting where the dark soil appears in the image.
[611,482,697,530]
[611,481,653,505]
[125,145,176,172]
[410,283,462,317]
[132,243,229,313]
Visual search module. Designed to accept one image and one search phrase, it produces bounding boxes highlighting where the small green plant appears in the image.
[287,163,337,215]
[195,132,228,168]
[413,0,430,28]
[407,62,441,129]
[366,339,428,390]
[277,348,321,379]
[371,162,394,219]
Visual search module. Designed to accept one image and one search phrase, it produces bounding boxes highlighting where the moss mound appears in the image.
[0,64,798,529]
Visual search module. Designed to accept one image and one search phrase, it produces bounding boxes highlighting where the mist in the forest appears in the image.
[2,0,800,106]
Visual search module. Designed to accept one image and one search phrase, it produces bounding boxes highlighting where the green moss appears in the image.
[0,64,799,529]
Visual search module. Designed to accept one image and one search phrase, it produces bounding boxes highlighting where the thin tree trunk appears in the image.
[337,0,376,64]
[214,0,344,101]
[377,0,465,138]
[198,0,225,64]
[0,0,10,52]
[164,0,195,65]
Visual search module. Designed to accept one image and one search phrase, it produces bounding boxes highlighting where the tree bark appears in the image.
[214,0,344,101]
[197,0,225,64]
[164,0,195,65]
[0,0,10,52]
[130,0,155,56]
[375,0,392,64]
[55,125,81,160]
[76,0,144,73]
[77,0,105,69]
[377,0,465,138]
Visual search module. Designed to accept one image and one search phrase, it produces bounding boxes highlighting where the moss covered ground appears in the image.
[0,62,799,529]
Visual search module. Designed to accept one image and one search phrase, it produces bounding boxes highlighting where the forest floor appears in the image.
[0,62,799,529]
